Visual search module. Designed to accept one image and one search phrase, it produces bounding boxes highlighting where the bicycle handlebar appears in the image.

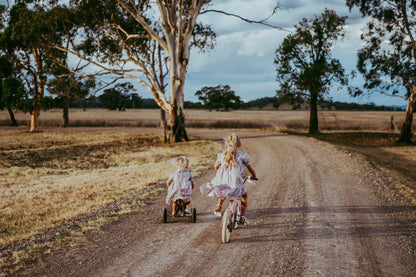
[243,176,258,184]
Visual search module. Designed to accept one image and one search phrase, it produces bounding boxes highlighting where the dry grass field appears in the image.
[0,129,221,271]
[0,108,415,274]
[0,108,413,131]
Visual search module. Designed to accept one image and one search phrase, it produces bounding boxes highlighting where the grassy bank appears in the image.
[0,129,220,249]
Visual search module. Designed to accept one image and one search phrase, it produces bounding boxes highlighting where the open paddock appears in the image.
[0,109,412,132]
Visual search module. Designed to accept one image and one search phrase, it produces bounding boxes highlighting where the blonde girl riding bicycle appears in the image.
[201,133,257,224]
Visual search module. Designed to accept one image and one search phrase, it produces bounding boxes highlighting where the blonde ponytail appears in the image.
[222,133,241,168]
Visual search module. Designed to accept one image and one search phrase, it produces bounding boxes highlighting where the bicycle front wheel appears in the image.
[221,210,232,243]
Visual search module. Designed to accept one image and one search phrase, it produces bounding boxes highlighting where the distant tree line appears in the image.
[22,95,405,112]
[319,101,405,111]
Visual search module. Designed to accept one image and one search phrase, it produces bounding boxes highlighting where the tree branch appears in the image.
[115,0,168,51]
[378,89,409,100]
[201,3,291,32]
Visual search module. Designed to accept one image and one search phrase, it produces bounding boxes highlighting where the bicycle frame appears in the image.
[228,198,242,228]
[220,176,254,243]
[221,197,242,243]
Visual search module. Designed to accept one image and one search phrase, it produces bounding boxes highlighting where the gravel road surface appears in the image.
[15,130,416,276]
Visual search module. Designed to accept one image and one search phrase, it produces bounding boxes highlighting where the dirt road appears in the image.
[16,130,416,276]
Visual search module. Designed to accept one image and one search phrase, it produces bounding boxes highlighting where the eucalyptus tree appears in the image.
[195,85,242,111]
[346,0,416,142]
[0,2,65,132]
[98,82,136,111]
[47,72,96,126]
[274,9,350,134]
[55,0,215,142]
[44,4,97,127]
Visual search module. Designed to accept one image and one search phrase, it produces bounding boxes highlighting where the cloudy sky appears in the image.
[1,0,408,107]
[181,0,408,107]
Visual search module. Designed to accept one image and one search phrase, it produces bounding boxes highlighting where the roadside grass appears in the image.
[288,130,416,205]
[0,129,221,249]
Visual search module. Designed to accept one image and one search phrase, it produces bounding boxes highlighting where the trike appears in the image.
[162,197,196,223]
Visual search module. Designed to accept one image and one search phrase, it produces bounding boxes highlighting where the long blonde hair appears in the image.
[222,133,241,168]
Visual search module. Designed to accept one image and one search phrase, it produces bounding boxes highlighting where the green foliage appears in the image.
[275,9,349,102]
[0,55,29,125]
[347,0,415,98]
[275,9,350,133]
[48,76,96,104]
[98,82,139,111]
[0,1,66,129]
[71,0,149,64]
[242,97,281,110]
[346,0,416,142]
[195,85,242,111]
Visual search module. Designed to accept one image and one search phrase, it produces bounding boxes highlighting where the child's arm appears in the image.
[247,164,257,180]
[167,175,173,187]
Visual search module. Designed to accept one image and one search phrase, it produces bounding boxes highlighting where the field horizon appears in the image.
[0,108,413,132]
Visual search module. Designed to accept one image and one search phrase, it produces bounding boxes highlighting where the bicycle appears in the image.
[221,176,256,243]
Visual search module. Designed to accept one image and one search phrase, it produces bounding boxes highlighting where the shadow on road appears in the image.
[233,205,416,244]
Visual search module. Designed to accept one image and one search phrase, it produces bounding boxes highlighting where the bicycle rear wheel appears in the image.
[221,210,232,243]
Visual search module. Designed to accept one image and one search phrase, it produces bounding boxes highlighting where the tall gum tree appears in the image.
[0,2,64,132]
[58,0,214,142]
[114,0,218,142]
[346,0,416,142]
[274,9,350,134]
[48,0,280,141]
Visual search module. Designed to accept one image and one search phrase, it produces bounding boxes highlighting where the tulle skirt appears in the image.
[200,182,247,199]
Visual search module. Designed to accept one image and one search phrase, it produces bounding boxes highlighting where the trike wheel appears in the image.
[222,210,232,243]
[191,207,197,223]
[162,208,167,223]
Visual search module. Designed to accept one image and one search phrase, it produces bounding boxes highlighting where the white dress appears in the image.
[200,150,251,199]
[166,169,194,205]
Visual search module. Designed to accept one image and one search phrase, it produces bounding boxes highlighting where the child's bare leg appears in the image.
[172,202,177,216]
[215,198,225,212]
[241,193,248,217]
[186,201,192,209]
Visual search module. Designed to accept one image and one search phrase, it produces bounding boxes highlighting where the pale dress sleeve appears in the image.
[167,172,176,183]
[214,152,223,167]
[240,151,251,166]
